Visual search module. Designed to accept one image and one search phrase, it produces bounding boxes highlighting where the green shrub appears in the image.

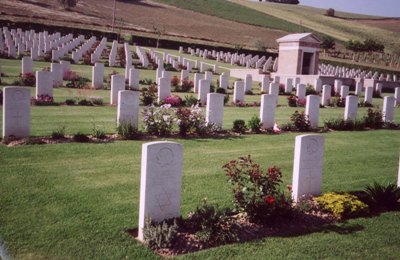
[78,99,93,106]
[315,192,369,219]
[184,95,198,107]
[51,126,66,139]
[65,99,76,105]
[364,108,384,129]
[324,118,365,131]
[364,182,400,211]
[142,217,178,250]
[186,201,239,245]
[232,119,247,133]
[247,115,261,134]
[290,111,311,131]
[92,123,106,139]
[116,122,141,140]
[89,96,104,106]
[306,84,317,95]
[223,155,293,224]
[73,132,90,143]
[141,84,157,106]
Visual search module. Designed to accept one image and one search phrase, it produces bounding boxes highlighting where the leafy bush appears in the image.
[73,132,90,143]
[171,76,180,87]
[331,96,346,107]
[142,217,178,250]
[232,119,247,133]
[287,95,298,107]
[324,118,365,131]
[223,155,293,224]
[358,100,373,107]
[364,108,383,129]
[175,105,208,136]
[116,121,141,140]
[92,123,106,139]
[141,84,157,106]
[78,99,93,106]
[32,95,57,106]
[163,95,183,107]
[247,115,261,133]
[178,79,194,92]
[89,96,103,106]
[315,192,369,219]
[364,182,400,211]
[19,72,35,86]
[186,201,239,245]
[184,95,198,106]
[306,84,317,95]
[65,99,76,105]
[142,104,175,136]
[51,126,66,139]
[290,111,311,131]
[139,78,154,85]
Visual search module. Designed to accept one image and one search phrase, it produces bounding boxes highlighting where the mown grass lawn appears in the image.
[1,56,400,259]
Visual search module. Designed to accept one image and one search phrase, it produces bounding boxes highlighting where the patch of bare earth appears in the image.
[0,0,286,48]
[355,18,400,33]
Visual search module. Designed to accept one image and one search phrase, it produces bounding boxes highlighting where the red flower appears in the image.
[264,196,275,205]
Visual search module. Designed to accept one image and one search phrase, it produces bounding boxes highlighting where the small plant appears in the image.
[332,96,346,107]
[186,201,239,246]
[364,108,383,129]
[248,115,261,133]
[92,122,106,139]
[139,78,154,85]
[364,182,400,211]
[184,95,198,106]
[290,111,311,132]
[175,105,208,136]
[179,79,194,92]
[232,119,247,134]
[324,118,365,131]
[19,72,35,86]
[358,100,373,107]
[78,99,93,106]
[65,99,76,105]
[73,132,90,142]
[245,90,254,95]
[116,122,141,140]
[142,217,178,250]
[141,84,158,106]
[171,76,180,87]
[51,126,66,139]
[315,192,369,219]
[223,155,293,224]
[142,104,175,136]
[306,84,317,95]
[287,95,298,107]
[89,96,104,106]
[32,95,56,106]
[163,95,183,107]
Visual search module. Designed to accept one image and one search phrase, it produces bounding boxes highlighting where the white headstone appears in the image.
[194,73,204,93]
[314,78,322,93]
[395,87,400,106]
[92,63,104,89]
[205,71,213,82]
[292,134,324,202]
[206,93,224,127]
[2,86,31,138]
[157,77,171,103]
[129,68,140,90]
[180,70,189,82]
[36,71,53,97]
[219,74,229,90]
[340,85,349,99]
[117,90,139,127]
[21,57,33,74]
[233,81,245,103]
[245,74,252,92]
[269,82,279,98]
[51,63,63,87]
[375,83,383,95]
[138,141,183,241]
[260,94,276,129]
[334,79,342,94]
[383,96,395,122]
[60,60,71,74]
[321,85,331,106]
[261,75,269,93]
[111,75,125,105]
[306,95,320,128]
[296,84,306,100]
[198,79,210,106]
[285,78,293,94]
[355,81,363,96]
[344,95,358,121]
[364,86,373,103]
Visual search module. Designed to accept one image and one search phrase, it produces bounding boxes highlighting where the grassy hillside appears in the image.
[153,0,302,33]
[231,0,400,52]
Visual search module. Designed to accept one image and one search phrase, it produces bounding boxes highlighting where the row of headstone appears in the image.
[72,36,97,63]
[91,37,107,64]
